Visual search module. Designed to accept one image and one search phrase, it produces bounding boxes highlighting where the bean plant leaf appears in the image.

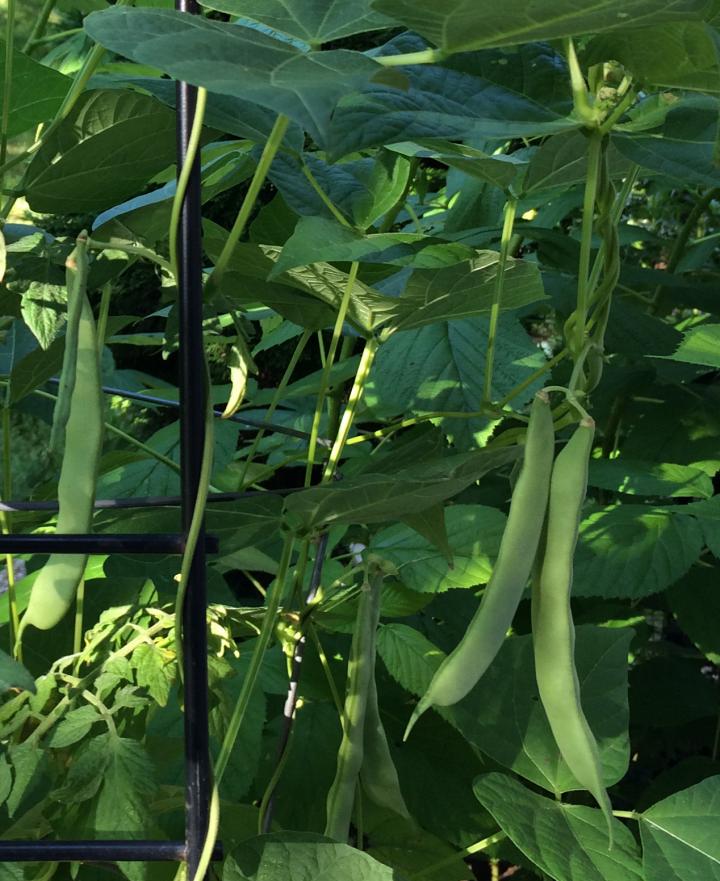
[669,566,720,663]
[453,627,632,794]
[371,0,708,52]
[613,96,720,187]
[659,322,720,367]
[474,773,644,881]
[266,150,411,229]
[24,90,180,214]
[367,314,546,447]
[369,505,507,593]
[272,217,473,275]
[325,39,575,159]
[0,650,35,694]
[587,458,714,498]
[227,833,397,881]
[282,446,519,533]
[0,41,69,138]
[198,0,392,43]
[640,776,720,881]
[572,505,705,599]
[585,22,720,93]
[84,7,381,143]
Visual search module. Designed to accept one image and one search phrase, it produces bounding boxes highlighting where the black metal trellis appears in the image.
[0,1,221,874]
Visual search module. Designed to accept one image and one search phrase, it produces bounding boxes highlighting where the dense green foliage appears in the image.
[1,1,720,880]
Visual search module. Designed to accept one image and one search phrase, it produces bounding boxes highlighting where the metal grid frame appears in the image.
[0,0,219,874]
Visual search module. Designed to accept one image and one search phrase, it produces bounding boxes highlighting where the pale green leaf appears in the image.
[661,322,720,367]
[474,773,643,881]
[641,776,720,881]
[587,458,714,498]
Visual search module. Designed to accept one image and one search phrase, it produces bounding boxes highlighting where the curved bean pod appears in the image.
[532,417,613,845]
[404,390,554,739]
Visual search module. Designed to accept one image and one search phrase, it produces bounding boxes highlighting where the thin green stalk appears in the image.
[301,163,352,228]
[73,579,85,655]
[571,131,603,356]
[322,337,379,483]
[483,197,518,404]
[410,831,507,879]
[21,0,57,53]
[497,347,569,408]
[206,115,289,296]
[613,810,640,821]
[240,329,311,483]
[169,87,207,284]
[327,336,355,440]
[586,165,639,299]
[304,262,360,486]
[0,0,16,208]
[28,27,82,48]
[0,405,18,657]
[214,531,295,783]
[375,49,444,67]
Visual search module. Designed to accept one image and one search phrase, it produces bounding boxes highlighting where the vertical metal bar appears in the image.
[175,1,210,877]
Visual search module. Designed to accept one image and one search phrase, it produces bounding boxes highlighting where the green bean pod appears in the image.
[324,569,383,842]
[21,242,103,633]
[532,417,613,845]
[404,390,554,739]
[360,672,410,820]
[49,234,89,454]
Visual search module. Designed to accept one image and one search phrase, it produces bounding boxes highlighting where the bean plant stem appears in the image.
[1,405,17,657]
[411,831,507,879]
[483,197,518,404]
[322,336,379,482]
[73,580,85,655]
[573,130,603,356]
[304,262,360,486]
[207,114,289,296]
[21,0,58,53]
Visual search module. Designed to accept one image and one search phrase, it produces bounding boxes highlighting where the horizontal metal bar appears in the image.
[0,839,223,862]
[0,488,294,513]
[0,534,219,554]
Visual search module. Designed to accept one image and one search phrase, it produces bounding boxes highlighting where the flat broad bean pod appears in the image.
[20,232,104,635]
[405,390,554,739]
[532,417,614,846]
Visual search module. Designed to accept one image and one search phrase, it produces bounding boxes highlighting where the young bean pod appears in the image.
[532,417,614,845]
[360,669,410,820]
[404,390,554,739]
[21,233,103,634]
[324,568,383,842]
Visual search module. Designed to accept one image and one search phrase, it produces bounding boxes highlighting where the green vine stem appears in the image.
[483,197,518,404]
[205,114,290,297]
[410,831,507,880]
[566,129,603,359]
[21,0,58,53]
[305,263,360,486]
[322,336,379,482]
[375,48,445,67]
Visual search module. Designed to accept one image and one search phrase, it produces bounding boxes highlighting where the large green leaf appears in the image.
[226,833,397,881]
[24,90,179,213]
[572,505,705,599]
[84,7,380,142]
[369,505,506,593]
[0,41,69,138]
[585,21,720,93]
[452,627,632,793]
[272,217,473,275]
[366,314,546,447]
[199,0,392,44]
[325,39,575,159]
[92,735,156,835]
[282,446,519,533]
[640,776,720,881]
[371,0,707,52]
[613,96,720,187]
[474,773,643,881]
[669,565,720,663]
